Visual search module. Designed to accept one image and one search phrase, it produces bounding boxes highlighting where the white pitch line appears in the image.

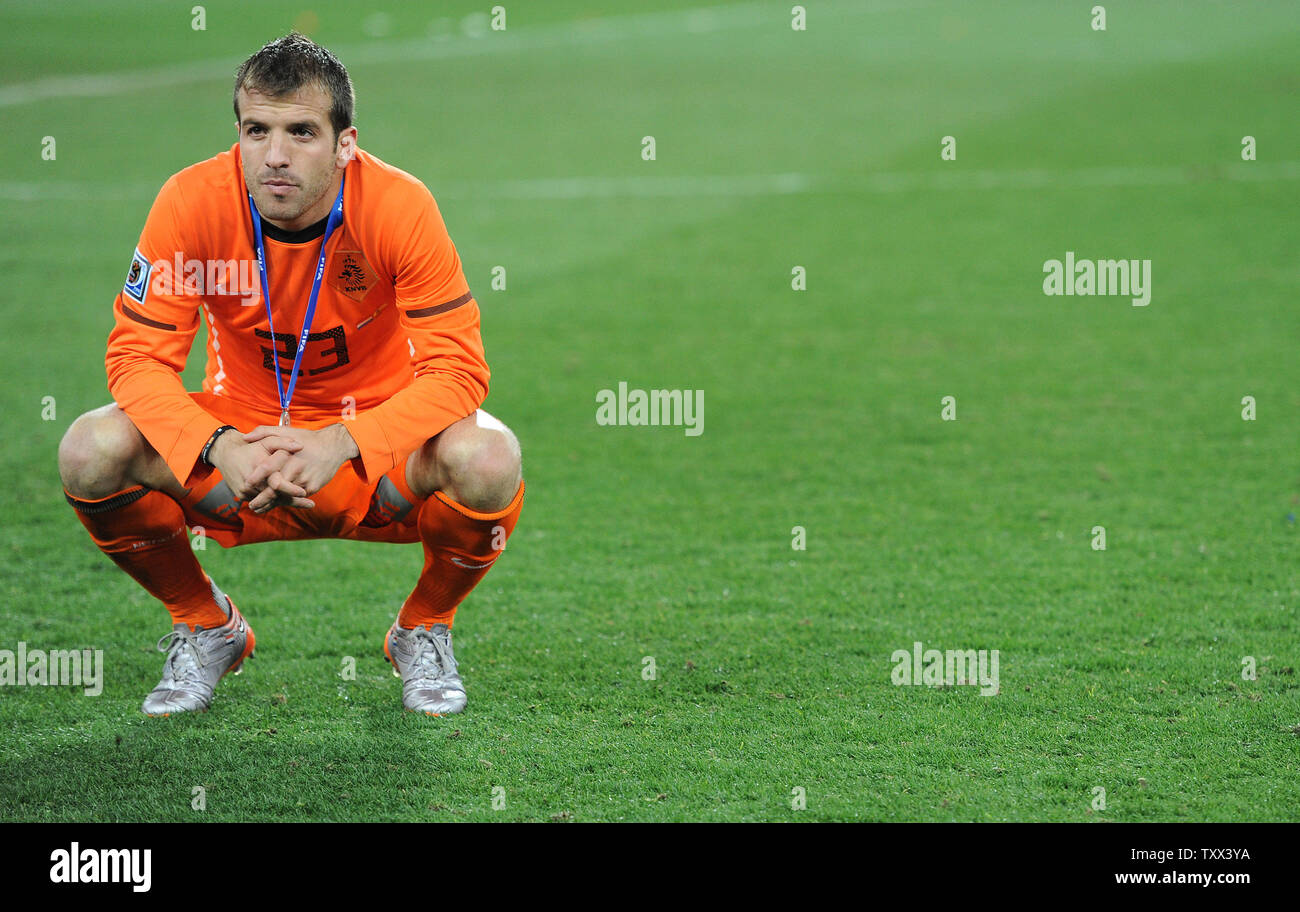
[3,162,1297,204]
[0,0,921,108]
[822,161,1300,196]
[0,180,161,202]
[437,172,815,200]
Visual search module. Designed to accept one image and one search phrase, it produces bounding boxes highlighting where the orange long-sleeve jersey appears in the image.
[106,144,488,487]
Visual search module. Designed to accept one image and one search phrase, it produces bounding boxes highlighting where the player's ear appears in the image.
[335,126,358,168]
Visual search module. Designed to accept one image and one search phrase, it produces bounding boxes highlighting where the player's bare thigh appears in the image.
[58,403,186,500]
[405,408,521,512]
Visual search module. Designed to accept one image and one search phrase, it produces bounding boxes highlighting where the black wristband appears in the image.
[200,425,237,467]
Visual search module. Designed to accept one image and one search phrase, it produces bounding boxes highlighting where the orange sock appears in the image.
[65,486,226,630]
[398,481,525,629]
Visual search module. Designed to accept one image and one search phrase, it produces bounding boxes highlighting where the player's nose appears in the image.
[264,133,292,168]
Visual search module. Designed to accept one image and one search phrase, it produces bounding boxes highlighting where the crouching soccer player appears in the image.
[56,34,523,716]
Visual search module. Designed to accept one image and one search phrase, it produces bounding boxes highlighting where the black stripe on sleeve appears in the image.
[120,300,178,331]
[406,292,474,319]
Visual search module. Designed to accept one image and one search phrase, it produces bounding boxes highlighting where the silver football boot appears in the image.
[384,622,467,715]
[141,580,255,716]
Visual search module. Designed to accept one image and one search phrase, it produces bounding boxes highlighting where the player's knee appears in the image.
[437,424,521,513]
[58,405,144,498]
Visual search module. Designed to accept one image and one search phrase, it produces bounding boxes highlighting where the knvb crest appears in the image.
[330,250,374,302]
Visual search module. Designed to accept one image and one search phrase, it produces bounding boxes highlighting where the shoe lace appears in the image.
[410,626,458,681]
[156,628,206,686]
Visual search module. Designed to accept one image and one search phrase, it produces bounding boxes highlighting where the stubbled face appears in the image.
[237,84,355,230]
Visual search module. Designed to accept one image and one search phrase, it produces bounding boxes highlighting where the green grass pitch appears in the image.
[0,0,1297,822]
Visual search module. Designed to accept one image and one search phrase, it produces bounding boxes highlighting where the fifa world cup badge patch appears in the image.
[124,248,151,304]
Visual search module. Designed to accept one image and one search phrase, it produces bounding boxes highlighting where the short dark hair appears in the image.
[233,33,354,139]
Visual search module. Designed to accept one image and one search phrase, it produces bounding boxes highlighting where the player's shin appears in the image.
[64,486,226,630]
[397,481,525,629]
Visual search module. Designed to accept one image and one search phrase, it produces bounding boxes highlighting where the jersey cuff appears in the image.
[346,412,397,483]
[167,412,225,488]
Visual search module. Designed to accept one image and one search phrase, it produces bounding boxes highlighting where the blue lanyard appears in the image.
[248,177,345,426]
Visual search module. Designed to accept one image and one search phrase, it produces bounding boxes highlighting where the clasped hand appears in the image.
[208,424,361,515]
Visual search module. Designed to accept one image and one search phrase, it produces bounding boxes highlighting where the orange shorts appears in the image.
[179,392,422,549]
